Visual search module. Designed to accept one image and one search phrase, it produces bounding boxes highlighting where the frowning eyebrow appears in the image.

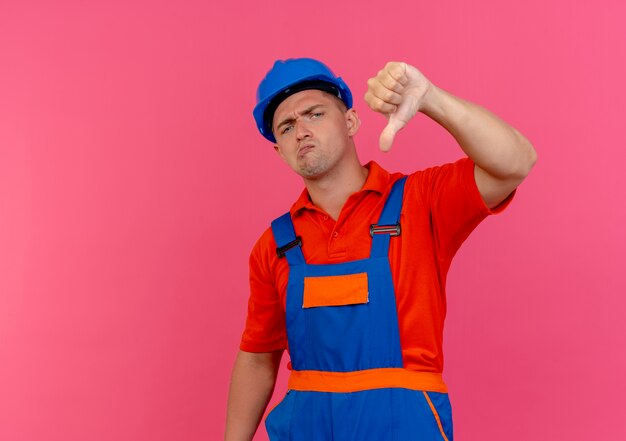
[275,104,326,132]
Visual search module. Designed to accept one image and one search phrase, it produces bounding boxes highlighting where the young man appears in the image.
[225,58,536,440]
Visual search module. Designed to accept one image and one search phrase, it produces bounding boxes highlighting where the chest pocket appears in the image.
[303,273,369,308]
[300,269,373,371]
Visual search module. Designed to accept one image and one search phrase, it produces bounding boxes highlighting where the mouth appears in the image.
[297,143,315,158]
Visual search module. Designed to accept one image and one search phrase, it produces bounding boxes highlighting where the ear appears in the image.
[274,143,287,162]
[345,108,361,136]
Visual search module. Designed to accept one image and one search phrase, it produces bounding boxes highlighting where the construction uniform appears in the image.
[241,159,513,440]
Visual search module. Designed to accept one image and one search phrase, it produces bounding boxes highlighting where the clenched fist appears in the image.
[364,62,433,152]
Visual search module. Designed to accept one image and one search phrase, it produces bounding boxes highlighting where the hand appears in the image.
[364,62,433,151]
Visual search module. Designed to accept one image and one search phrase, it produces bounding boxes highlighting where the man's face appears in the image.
[272,89,360,180]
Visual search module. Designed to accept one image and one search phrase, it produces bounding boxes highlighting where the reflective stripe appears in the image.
[423,391,450,441]
[288,368,448,393]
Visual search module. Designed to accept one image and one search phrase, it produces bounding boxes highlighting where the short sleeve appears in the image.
[239,229,287,353]
[412,157,514,261]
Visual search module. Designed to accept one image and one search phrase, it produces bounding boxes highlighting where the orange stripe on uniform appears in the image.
[288,368,448,393]
[422,391,449,441]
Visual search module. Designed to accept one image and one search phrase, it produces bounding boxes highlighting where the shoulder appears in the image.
[250,214,299,278]
[403,157,475,198]
[406,157,474,183]
[249,226,278,275]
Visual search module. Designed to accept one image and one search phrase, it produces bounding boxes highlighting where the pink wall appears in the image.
[1,1,625,439]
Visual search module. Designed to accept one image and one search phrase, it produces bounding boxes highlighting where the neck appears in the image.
[303,158,368,221]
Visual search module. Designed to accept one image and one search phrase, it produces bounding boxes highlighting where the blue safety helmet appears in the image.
[253,58,353,143]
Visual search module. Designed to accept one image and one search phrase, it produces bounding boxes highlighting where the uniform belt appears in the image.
[288,368,448,393]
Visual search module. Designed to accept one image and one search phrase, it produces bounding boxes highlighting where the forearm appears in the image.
[421,85,537,180]
[225,350,283,441]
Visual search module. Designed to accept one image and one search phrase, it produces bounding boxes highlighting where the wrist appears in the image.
[419,83,443,117]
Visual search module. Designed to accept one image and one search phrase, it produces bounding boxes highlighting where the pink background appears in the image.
[1,1,625,439]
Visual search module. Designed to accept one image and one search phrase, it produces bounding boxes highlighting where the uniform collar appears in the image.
[290,161,390,216]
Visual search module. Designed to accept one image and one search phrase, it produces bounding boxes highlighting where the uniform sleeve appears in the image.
[413,157,515,261]
[239,228,287,353]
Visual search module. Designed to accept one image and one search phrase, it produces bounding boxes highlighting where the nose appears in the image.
[295,118,312,140]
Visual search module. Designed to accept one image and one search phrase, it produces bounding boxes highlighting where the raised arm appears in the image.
[365,62,537,209]
[225,349,283,441]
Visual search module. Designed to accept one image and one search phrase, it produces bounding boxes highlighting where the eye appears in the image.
[311,112,323,119]
[281,124,294,134]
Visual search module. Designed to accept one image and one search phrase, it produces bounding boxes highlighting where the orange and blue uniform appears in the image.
[241,158,513,440]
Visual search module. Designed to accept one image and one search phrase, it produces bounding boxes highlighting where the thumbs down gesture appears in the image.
[364,62,433,152]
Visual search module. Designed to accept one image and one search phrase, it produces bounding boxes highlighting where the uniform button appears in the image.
[333,231,339,238]
[323,215,329,221]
